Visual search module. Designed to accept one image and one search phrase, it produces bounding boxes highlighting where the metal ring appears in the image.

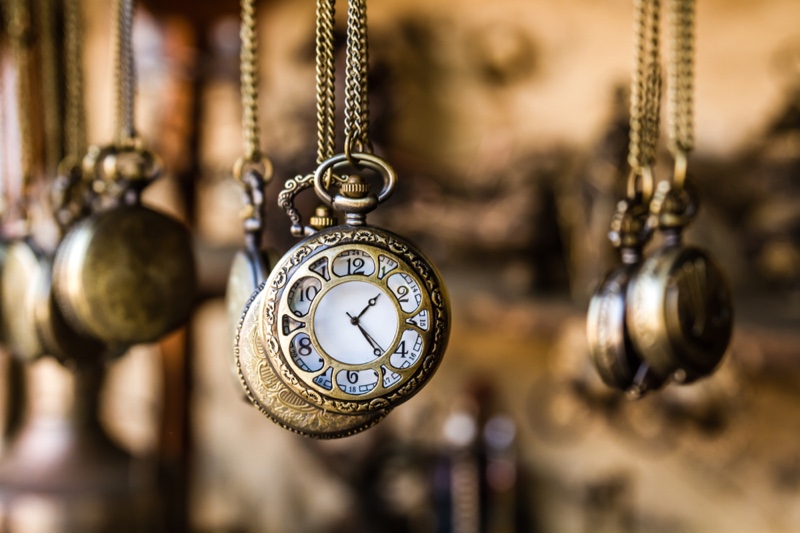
[673,151,688,191]
[313,152,397,207]
[82,144,117,182]
[626,166,655,204]
[233,152,274,185]
[106,147,164,184]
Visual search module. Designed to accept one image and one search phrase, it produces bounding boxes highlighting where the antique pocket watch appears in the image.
[250,153,450,415]
[626,181,733,383]
[587,198,667,396]
[2,239,47,361]
[53,146,196,345]
[236,284,387,438]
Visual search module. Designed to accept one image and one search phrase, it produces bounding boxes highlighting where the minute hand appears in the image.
[355,323,384,356]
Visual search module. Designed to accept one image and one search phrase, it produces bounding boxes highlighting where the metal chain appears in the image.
[316,0,336,164]
[343,0,371,156]
[64,0,87,159]
[627,0,662,201]
[114,0,136,144]
[5,0,34,222]
[52,0,91,230]
[240,0,261,162]
[667,0,694,189]
[37,0,62,174]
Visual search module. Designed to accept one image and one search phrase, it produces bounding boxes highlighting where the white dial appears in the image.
[313,280,399,365]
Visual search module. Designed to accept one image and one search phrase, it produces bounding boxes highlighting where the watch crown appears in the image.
[340,176,370,198]
[309,206,337,230]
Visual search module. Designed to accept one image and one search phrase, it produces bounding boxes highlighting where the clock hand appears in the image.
[355,294,381,320]
[349,319,384,357]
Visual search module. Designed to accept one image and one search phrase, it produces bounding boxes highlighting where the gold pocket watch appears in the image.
[225,164,274,352]
[2,238,47,361]
[249,153,450,415]
[53,145,196,345]
[626,180,733,383]
[587,197,666,396]
[236,284,386,438]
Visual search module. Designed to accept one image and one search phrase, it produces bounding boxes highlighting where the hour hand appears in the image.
[356,294,381,319]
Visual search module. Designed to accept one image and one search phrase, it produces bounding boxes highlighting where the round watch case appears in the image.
[259,225,450,415]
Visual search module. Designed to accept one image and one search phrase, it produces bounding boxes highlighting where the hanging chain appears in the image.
[240,0,261,163]
[114,0,136,144]
[627,0,662,201]
[233,0,272,185]
[37,0,61,174]
[667,0,694,190]
[5,0,35,225]
[53,0,91,230]
[316,0,336,164]
[64,0,87,160]
[234,0,274,239]
[343,0,371,157]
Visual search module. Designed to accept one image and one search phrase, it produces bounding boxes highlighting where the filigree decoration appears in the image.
[262,225,451,414]
[236,287,387,439]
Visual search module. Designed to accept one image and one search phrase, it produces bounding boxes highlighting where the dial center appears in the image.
[313,280,398,365]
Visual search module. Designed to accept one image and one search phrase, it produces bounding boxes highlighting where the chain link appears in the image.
[4,0,35,221]
[667,0,694,188]
[37,0,62,174]
[344,0,371,156]
[316,0,336,164]
[627,0,662,200]
[114,0,136,144]
[240,0,261,162]
[64,0,87,159]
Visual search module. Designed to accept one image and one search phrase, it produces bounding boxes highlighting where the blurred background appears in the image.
[1,0,800,531]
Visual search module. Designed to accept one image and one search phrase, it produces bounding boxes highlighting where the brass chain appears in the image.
[37,0,62,174]
[64,0,87,160]
[52,0,91,230]
[627,0,662,201]
[240,0,261,163]
[233,0,275,235]
[114,0,136,144]
[667,0,694,189]
[343,0,371,156]
[316,0,336,164]
[4,0,35,223]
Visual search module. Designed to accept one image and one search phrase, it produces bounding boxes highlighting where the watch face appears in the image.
[236,286,387,439]
[262,226,449,414]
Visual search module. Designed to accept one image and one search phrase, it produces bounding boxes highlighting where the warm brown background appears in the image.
[2,0,800,531]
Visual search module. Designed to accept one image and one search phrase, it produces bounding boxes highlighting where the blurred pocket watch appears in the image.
[52,0,195,346]
[53,144,195,345]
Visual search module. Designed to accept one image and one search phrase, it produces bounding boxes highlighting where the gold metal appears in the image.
[34,256,124,368]
[0,241,9,342]
[53,205,196,344]
[587,264,666,397]
[226,246,274,390]
[627,245,733,382]
[114,0,136,143]
[64,0,88,162]
[226,248,270,343]
[588,199,664,396]
[316,0,336,165]
[2,241,46,362]
[343,0,371,155]
[666,0,694,158]
[260,225,450,415]
[627,0,662,201]
[308,206,336,230]
[236,287,387,439]
[313,152,397,226]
